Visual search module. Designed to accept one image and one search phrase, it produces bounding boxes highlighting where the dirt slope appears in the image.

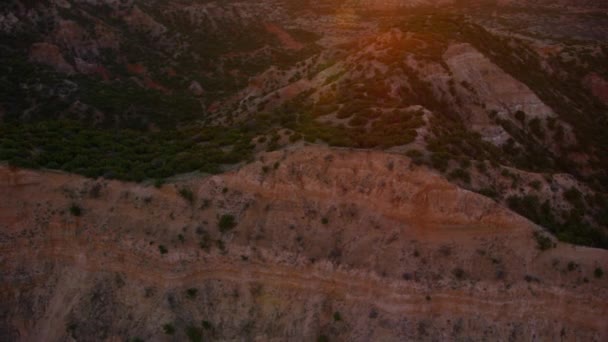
[1,146,607,341]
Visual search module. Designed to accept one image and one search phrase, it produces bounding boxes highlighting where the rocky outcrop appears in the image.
[122,5,167,36]
[28,42,75,74]
[1,147,607,341]
[584,73,608,107]
[443,43,555,124]
[0,12,19,33]
[189,81,204,96]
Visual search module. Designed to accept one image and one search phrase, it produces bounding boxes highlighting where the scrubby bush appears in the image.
[154,179,165,188]
[564,187,585,211]
[69,204,82,216]
[431,152,450,172]
[317,335,329,342]
[163,323,175,335]
[529,118,544,138]
[533,231,555,251]
[218,214,237,233]
[452,268,465,280]
[179,188,195,204]
[477,188,498,199]
[186,325,203,342]
[595,267,604,278]
[448,168,471,184]
[202,320,213,330]
[0,121,256,183]
[186,288,198,298]
[406,149,423,159]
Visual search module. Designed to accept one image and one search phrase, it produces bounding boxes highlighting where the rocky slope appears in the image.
[1,3,608,339]
[1,146,607,341]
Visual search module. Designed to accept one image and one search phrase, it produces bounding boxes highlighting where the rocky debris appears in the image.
[122,5,167,36]
[0,12,19,33]
[584,73,608,107]
[51,20,88,54]
[189,81,204,96]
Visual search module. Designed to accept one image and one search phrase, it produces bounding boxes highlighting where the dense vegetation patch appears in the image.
[0,120,255,181]
[508,195,608,249]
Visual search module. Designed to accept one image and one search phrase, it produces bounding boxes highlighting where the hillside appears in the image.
[1,146,607,341]
[2,0,607,248]
[1,1,608,340]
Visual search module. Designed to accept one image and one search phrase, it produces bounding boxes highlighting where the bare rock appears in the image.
[189,81,205,96]
[584,72,608,106]
[29,42,75,74]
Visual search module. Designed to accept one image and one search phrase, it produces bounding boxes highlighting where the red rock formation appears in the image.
[584,73,608,106]
[28,42,74,74]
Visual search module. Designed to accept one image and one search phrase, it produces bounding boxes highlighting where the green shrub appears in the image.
[595,267,604,278]
[0,121,255,183]
[452,268,465,280]
[289,133,302,142]
[163,323,175,335]
[448,168,471,184]
[564,187,585,210]
[333,311,342,322]
[202,320,213,330]
[431,152,450,172]
[159,245,168,254]
[515,110,526,123]
[186,325,203,342]
[533,231,555,251]
[529,180,542,190]
[186,288,198,298]
[218,214,237,233]
[406,149,423,159]
[154,179,165,188]
[317,335,329,342]
[179,188,194,204]
[69,204,82,217]
[529,118,544,138]
[477,188,498,199]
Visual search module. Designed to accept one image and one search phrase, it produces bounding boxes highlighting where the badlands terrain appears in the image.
[2,146,607,341]
[1,0,608,340]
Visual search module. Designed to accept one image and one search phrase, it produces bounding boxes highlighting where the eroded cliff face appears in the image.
[1,146,607,341]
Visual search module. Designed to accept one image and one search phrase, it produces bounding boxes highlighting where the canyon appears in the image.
[1,0,608,340]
